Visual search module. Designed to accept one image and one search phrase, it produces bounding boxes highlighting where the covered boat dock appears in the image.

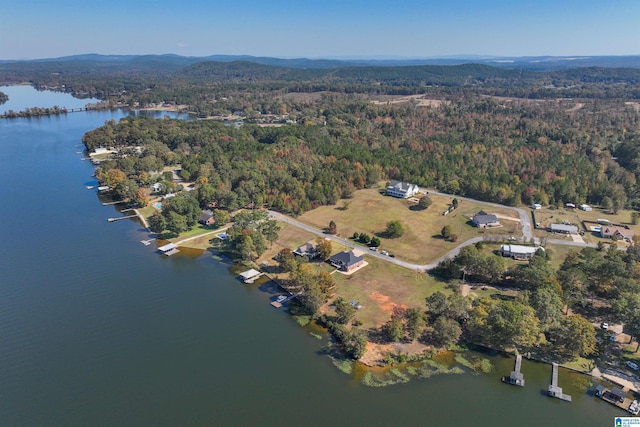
[157,243,180,256]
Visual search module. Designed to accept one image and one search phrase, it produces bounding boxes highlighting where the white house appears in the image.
[580,204,593,212]
[500,244,543,260]
[386,181,419,199]
[531,203,542,210]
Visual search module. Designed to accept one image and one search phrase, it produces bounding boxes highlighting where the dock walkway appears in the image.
[548,363,572,402]
[502,354,525,386]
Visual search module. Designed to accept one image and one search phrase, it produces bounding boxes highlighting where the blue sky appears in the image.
[3,0,639,59]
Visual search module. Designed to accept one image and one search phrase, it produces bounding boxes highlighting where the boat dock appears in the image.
[547,363,572,402]
[595,385,637,413]
[502,354,525,386]
[239,268,265,284]
[157,243,180,257]
[102,200,124,206]
[141,238,156,246]
[107,214,137,222]
[270,292,302,308]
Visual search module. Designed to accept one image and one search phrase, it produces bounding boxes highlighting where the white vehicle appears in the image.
[381,250,388,256]
[626,361,639,371]
[601,322,609,330]
[275,295,287,303]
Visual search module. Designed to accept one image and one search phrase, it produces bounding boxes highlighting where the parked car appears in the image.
[381,250,388,256]
[369,247,378,251]
[626,361,639,371]
[601,322,609,330]
[389,254,396,258]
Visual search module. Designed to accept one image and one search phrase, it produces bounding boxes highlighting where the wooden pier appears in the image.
[547,363,572,402]
[502,354,525,386]
[102,201,124,206]
[107,215,137,222]
[270,292,302,308]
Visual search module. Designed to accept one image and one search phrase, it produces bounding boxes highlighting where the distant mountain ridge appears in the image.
[2,53,640,71]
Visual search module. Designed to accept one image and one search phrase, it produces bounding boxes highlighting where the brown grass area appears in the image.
[296,187,519,264]
[369,94,448,107]
[330,257,445,329]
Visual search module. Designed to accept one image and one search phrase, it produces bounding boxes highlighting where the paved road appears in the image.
[269,189,597,272]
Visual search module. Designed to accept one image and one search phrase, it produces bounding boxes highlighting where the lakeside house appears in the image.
[293,240,318,259]
[580,204,593,211]
[472,211,500,228]
[386,181,419,199]
[330,251,365,272]
[600,226,634,241]
[199,209,215,226]
[550,223,578,234]
[531,203,542,210]
[500,244,543,260]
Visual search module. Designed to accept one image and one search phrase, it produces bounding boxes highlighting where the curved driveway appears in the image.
[269,188,595,272]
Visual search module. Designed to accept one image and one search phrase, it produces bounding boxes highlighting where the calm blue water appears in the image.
[0,86,623,426]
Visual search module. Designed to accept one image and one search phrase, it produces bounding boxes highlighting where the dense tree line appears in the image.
[84,88,640,213]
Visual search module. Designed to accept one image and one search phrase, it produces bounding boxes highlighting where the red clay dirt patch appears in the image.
[369,291,407,316]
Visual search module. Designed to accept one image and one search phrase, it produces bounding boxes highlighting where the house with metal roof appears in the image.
[550,223,578,234]
[500,244,543,260]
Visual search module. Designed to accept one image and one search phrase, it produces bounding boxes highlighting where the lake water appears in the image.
[0,86,623,426]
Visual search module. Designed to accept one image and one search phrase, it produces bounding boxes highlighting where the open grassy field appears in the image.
[328,258,445,329]
[295,187,520,264]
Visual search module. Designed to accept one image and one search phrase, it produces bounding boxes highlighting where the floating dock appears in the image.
[502,354,525,386]
[547,363,572,402]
